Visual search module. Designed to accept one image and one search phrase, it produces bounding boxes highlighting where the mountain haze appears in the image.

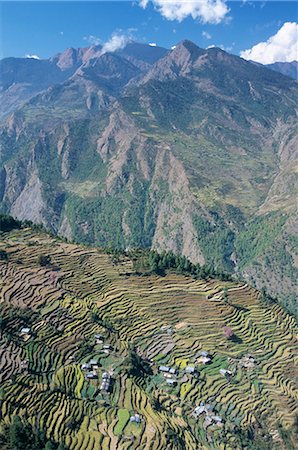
[265,60,298,80]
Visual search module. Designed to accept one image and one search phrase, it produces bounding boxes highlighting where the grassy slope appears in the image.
[0,228,297,449]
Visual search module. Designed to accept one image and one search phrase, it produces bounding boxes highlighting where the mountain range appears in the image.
[265,60,298,80]
[0,40,297,315]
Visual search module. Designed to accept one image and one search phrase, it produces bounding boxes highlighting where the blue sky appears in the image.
[0,1,297,63]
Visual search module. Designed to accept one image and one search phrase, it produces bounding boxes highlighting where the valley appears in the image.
[1,1,298,448]
[0,41,297,316]
[0,226,297,449]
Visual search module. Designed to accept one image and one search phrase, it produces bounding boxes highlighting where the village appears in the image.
[71,323,258,432]
[16,310,259,436]
[0,227,295,450]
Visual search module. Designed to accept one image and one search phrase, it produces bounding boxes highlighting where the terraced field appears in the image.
[0,228,297,449]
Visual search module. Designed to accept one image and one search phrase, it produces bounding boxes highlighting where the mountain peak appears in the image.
[173,39,204,57]
[51,47,81,70]
[50,45,103,71]
[177,39,200,50]
[74,51,141,93]
[140,39,205,82]
[169,39,206,66]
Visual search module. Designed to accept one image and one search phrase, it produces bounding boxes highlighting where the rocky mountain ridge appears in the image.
[0,40,297,314]
[265,60,298,80]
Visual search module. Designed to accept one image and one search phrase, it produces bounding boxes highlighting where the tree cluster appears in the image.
[38,254,52,267]
[0,214,21,233]
[0,250,8,261]
[0,416,68,450]
[122,345,152,378]
[131,249,233,281]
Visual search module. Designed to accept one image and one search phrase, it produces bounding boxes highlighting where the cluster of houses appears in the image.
[197,350,212,365]
[94,334,113,354]
[78,334,115,386]
[157,349,215,386]
[81,358,99,379]
[81,359,112,392]
[158,365,178,385]
[100,371,111,392]
[192,401,223,428]
[158,362,201,386]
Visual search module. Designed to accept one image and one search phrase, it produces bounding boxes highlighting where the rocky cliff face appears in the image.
[0,40,297,312]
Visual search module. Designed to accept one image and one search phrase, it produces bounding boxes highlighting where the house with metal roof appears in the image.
[20,327,31,335]
[158,366,170,373]
[185,366,195,374]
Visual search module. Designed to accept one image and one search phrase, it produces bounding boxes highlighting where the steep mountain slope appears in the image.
[49,45,103,70]
[266,61,298,80]
[0,40,297,313]
[119,42,298,311]
[0,57,69,119]
[118,42,168,70]
[0,47,99,121]
[0,42,167,121]
[0,226,297,449]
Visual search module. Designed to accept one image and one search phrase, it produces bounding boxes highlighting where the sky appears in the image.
[0,1,297,63]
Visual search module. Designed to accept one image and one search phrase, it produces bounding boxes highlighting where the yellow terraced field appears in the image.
[0,228,297,449]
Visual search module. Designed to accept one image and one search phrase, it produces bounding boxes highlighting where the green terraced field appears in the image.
[0,228,297,449]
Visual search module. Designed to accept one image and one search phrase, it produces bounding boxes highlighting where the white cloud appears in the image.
[83,30,136,54]
[220,43,233,52]
[139,0,229,24]
[101,32,131,54]
[25,54,40,59]
[202,31,212,39]
[240,22,298,64]
[83,35,101,45]
[171,45,177,49]
[149,42,157,46]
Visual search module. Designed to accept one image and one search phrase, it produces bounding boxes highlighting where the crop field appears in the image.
[0,228,297,449]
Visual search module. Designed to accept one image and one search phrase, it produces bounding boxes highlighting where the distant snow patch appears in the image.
[25,54,40,59]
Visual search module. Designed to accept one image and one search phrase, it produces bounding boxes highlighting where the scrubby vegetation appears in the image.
[0,226,296,449]
[0,214,21,233]
[234,213,288,269]
[38,254,52,267]
[0,416,67,450]
[0,249,8,261]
